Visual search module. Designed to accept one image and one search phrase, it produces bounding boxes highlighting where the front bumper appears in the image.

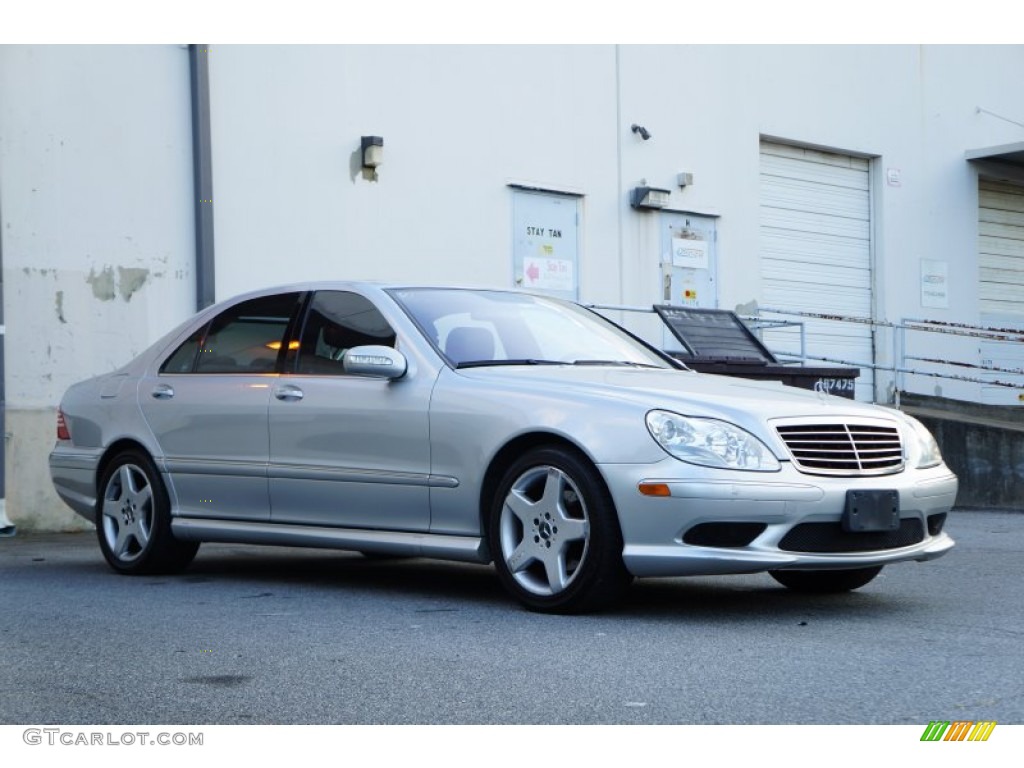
[598,458,958,578]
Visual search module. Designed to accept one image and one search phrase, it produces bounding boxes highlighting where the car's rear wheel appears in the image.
[97,450,199,574]
[769,566,883,593]
[488,447,632,614]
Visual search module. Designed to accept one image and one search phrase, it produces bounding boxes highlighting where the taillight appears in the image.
[57,408,71,441]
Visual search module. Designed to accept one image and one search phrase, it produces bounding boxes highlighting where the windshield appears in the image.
[390,288,672,369]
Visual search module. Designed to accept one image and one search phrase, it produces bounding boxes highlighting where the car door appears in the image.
[267,289,434,530]
[139,292,304,521]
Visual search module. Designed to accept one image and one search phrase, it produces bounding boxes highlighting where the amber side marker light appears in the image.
[638,482,671,497]
[57,408,71,441]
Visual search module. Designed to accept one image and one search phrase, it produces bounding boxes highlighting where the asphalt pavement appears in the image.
[1,508,1021,724]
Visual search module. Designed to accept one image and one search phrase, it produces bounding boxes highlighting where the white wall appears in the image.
[208,45,623,302]
[208,43,1024,324]
[0,45,196,529]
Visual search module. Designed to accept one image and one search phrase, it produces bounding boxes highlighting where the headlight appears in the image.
[903,415,943,469]
[645,410,781,472]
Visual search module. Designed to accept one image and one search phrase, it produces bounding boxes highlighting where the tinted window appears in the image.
[295,291,396,376]
[192,293,302,374]
[160,326,206,374]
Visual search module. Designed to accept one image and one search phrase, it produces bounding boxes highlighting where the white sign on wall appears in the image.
[671,237,709,270]
[512,189,580,300]
[920,259,949,309]
[522,256,574,292]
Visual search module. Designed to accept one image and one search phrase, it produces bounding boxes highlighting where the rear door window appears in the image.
[161,293,303,374]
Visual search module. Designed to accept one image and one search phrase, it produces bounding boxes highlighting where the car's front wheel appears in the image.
[488,447,632,614]
[97,450,199,574]
[769,566,883,593]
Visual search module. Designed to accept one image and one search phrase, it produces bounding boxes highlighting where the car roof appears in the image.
[211,281,559,307]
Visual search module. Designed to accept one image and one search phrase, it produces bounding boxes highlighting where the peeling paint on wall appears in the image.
[86,265,116,301]
[735,299,759,316]
[55,290,67,323]
[117,266,149,301]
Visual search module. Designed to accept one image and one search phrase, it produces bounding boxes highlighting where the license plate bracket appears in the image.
[843,490,900,532]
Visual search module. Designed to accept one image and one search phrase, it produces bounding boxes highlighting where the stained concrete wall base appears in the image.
[6,407,92,532]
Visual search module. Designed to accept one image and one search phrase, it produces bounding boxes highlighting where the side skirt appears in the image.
[171,517,490,564]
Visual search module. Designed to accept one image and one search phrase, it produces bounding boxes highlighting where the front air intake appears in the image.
[779,519,924,553]
[683,522,767,548]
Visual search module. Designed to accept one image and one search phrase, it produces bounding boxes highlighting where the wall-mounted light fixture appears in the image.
[630,186,671,210]
[677,172,694,188]
[361,136,383,169]
[630,124,652,141]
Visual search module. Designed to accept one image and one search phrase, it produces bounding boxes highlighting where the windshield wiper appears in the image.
[455,359,565,369]
[570,359,664,369]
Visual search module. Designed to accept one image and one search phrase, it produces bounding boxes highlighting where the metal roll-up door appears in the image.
[979,179,1024,316]
[978,178,1024,404]
[759,141,874,401]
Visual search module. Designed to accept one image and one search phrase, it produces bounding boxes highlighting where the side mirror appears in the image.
[342,345,408,379]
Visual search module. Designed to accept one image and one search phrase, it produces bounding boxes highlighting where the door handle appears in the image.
[151,384,174,399]
[274,385,304,402]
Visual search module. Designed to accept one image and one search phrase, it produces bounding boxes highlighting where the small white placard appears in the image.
[920,259,949,309]
[523,257,574,292]
[672,238,709,270]
[886,168,902,187]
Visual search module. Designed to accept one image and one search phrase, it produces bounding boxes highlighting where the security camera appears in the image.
[631,124,651,141]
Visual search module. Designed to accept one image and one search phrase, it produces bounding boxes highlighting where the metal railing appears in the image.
[752,307,1024,404]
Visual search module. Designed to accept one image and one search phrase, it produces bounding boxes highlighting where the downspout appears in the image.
[189,44,216,310]
[0,189,12,536]
[615,44,624,306]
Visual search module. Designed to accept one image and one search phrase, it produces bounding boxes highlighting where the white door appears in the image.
[759,141,874,401]
[659,212,718,352]
[512,189,580,301]
[978,178,1024,405]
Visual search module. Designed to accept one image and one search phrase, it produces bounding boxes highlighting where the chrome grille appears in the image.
[775,422,904,476]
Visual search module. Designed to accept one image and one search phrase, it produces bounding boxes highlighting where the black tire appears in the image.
[769,566,883,593]
[96,450,199,575]
[488,446,632,614]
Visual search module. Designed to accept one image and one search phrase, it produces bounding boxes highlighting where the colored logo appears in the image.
[920,721,997,742]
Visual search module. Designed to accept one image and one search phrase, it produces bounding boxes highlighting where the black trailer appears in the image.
[654,305,859,400]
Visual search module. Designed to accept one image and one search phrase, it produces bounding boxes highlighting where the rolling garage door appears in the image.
[978,178,1024,404]
[759,141,874,401]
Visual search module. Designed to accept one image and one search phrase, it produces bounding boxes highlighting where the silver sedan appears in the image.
[50,283,957,613]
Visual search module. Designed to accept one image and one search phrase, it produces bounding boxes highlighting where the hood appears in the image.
[454,365,898,426]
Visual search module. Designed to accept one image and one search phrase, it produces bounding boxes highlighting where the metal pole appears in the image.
[890,323,898,406]
[897,323,906,407]
[0,191,12,535]
[189,44,216,311]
